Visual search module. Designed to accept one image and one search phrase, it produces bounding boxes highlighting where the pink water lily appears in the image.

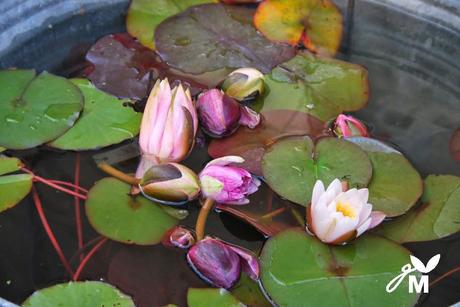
[333,114,369,137]
[307,179,386,244]
[199,156,261,205]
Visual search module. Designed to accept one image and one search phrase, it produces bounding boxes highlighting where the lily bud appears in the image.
[239,106,261,129]
[221,68,264,102]
[139,163,200,205]
[199,156,260,205]
[333,114,369,138]
[306,179,386,245]
[164,226,196,249]
[187,237,259,289]
[139,79,198,164]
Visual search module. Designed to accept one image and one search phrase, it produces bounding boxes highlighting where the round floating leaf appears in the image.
[254,0,342,56]
[260,229,419,307]
[49,79,141,150]
[377,174,460,243]
[0,69,83,149]
[262,136,372,206]
[127,0,216,50]
[0,155,22,175]
[231,273,272,307]
[347,137,423,217]
[23,281,134,307]
[85,178,179,245]
[253,52,369,121]
[155,4,296,74]
[187,288,244,307]
[0,156,32,213]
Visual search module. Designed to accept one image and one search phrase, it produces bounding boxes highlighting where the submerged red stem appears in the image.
[74,153,84,261]
[72,237,108,281]
[47,180,88,194]
[429,265,460,287]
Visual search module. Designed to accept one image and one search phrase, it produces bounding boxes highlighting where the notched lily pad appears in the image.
[0,69,83,149]
[262,136,372,206]
[0,156,32,213]
[155,4,296,74]
[23,281,134,307]
[187,288,244,307]
[85,177,179,245]
[49,79,141,150]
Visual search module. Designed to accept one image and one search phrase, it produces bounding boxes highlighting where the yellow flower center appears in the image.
[336,202,356,218]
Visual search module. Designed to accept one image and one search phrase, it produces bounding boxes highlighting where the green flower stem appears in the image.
[195,198,215,241]
[97,163,140,186]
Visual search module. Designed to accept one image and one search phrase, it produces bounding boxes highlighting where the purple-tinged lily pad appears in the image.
[449,127,460,161]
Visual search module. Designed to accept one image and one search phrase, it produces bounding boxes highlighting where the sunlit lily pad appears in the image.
[262,136,372,206]
[187,288,244,307]
[85,178,179,245]
[347,137,423,217]
[260,229,419,306]
[49,79,141,150]
[127,0,216,49]
[0,69,83,149]
[254,0,343,56]
[0,156,32,213]
[377,174,460,243]
[23,281,134,307]
[155,4,296,74]
[253,52,369,121]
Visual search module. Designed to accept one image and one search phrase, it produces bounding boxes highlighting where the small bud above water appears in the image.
[333,114,369,138]
[222,68,264,102]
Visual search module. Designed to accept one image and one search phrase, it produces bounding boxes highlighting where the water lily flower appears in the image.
[139,163,200,205]
[306,179,386,245]
[239,105,261,129]
[221,68,264,102]
[163,226,196,249]
[199,156,261,205]
[333,114,369,137]
[139,78,198,164]
[187,237,259,289]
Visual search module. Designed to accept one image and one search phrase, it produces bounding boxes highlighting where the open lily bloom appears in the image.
[307,179,386,245]
[199,156,261,205]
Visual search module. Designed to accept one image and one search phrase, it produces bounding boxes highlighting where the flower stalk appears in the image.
[195,198,215,241]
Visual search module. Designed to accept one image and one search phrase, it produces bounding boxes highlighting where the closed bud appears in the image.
[222,68,264,102]
[333,114,369,138]
[163,226,196,249]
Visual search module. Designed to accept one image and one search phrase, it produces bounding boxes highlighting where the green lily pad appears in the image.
[49,79,141,150]
[0,156,32,213]
[127,0,216,49]
[23,281,134,307]
[253,52,369,121]
[347,137,423,217]
[0,69,83,149]
[231,273,271,307]
[260,229,419,307]
[377,174,460,243]
[187,288,244,307]
[262,136,372,206]
[85,178,179,245]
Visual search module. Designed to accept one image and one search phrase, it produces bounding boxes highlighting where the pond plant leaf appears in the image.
[254,0,343,56]
[260,229,419,307]
[0,156,32,213]
[23,281,134,307]
[0,69,83,149]
[85,178,179,245]
[49,79,141,150]
[154,4,296,75]
[347,137,423,217]
[230,273,272,307]
[262,136,372,206]
[187,288,244,307]
[377,174,460,243]
[126,0,217,50]
[253,52,369,121]
[449,127,460,161]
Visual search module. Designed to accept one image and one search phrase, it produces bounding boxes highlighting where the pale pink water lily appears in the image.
[333,114,369,137]
[199,156,261,205]
[306,179,386,244]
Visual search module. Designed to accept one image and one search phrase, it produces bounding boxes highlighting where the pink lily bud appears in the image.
[239,106,261,129]
[199,156,261,205]
[163,226,196,249]
[306,179,386,245]
[139,79,198,163]
[333,114,369,138]
[187,237,259,289]
[139,163,200,205]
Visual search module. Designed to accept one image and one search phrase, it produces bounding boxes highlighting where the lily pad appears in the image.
[231,273,272,307]
[450,127,460,161]
[23,281,134,307]
[155,4,296,74]
[0,69,83,149]
[377,174,460,243]
[187,288,244,307]
[126,0,216,50]
[347,137,423,217]
[0,156,32,213]
[260,229,419,307]
[253,52,369,121]
[85,178,179,245]
[262,136,372,206]
[49,79,141,150]
[254,0,343,56]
